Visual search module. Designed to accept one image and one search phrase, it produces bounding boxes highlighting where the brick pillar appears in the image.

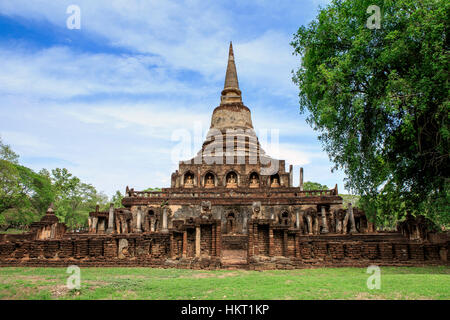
[299,167,304,190]
[254,224,259,256]
[195,225,201,258]
[107,203,114,234]
[295,233,300,258]
[162,208,168,232]
[169,232,175,258]
[136,211,142,233]
[348,203,357,233]
[92,217,98,234]
[182,231,187,258]
[248,221,253,258]
[283,230,288,256]
[321,206,329,233]
[211,224,216,256]
[215,222,221,257]
[269,227,274,257]
[314,215,320,235]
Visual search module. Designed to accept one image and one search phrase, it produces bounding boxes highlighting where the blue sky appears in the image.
[0,0,350,197]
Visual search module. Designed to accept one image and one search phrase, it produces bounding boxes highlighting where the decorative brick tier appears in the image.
[0,230,447,269]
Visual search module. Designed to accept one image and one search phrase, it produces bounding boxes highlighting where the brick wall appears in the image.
[0,230,448,269]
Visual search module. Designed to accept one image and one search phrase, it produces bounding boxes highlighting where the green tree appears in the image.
[0,138,53,226]
[303,181,329,191]
[0,136,19,164]
[143,187,162,192]
[291,0,449,226]
[51,168,108,229]
[111,190,124,208]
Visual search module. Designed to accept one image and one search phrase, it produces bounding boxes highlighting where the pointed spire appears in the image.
[221,42,242,104]
[224,42,239,90]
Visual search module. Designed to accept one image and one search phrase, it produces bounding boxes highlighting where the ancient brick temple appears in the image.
[0,43,448,269]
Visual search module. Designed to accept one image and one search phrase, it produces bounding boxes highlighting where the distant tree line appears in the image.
[0,137,126,231]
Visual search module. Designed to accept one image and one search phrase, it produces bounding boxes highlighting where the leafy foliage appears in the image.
[291,0,449,226]
[303,181,329,190]
[0,136,109,229]
[111,190,124,208]
[143,187,162,192]
[51,168,108,229]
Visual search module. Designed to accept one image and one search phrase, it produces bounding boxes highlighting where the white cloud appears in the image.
[0,46,204,100]
[0,131,52,152]
[0,1,300,98]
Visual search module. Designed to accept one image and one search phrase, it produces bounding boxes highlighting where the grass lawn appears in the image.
[0,266,448,300]
[0,229,27,234]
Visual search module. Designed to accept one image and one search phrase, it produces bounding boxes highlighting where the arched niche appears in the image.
[183,171,195,188]
[226,212,236,234]
[270,173,280,188]
[249,172,260,188]
[280,211,290,226]
[225,171,238,188]
[203,172,216,188]
[146,209,156,232]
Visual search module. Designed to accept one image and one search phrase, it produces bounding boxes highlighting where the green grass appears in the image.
[0,266,448,300]
[0,229,27,234]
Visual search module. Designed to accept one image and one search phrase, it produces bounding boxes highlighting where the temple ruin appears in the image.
[0,43,448,269]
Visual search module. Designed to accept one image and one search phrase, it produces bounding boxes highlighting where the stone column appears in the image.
[92,217,98,234]
[348,203,357,233]
[314,215,320,234]
[336,215,343,234]
[211,224,216,255]
[253,223,259,256]
[122,218,128,234]
[195,225,201,258]
[307,215,313,235]
[216,222,221,258]
[136,210,142,233]
[150,218,155,232]
[107,203,114,234]
[169,233,175,258]
[329,209,335,233]
[243,216,248,234]
[343,211,349,235]
[247,221,253,258]
[182,231,187,258]
[283,230,288,256]
[295,233,300,258]
[295,210,300,229]
[321,206,329,234]
[299,167,304,191]
[289,165,293,187]
[50,223,56,239]
[269,228,274,257]
[88,217,92,233]
[162,207,168,232]
[116,218,121,234]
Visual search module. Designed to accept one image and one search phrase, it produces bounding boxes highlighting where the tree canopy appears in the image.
[291,0,449,227]
[303,181,329,191]
[0,137,110,230]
